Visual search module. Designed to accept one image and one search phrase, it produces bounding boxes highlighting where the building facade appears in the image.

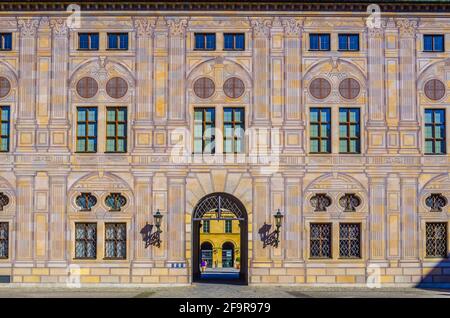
[0,1,449,286]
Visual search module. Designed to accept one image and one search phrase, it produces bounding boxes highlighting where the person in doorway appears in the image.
[201,259,206,272]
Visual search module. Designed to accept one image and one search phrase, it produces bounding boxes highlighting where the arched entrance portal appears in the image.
[192,192,248,284]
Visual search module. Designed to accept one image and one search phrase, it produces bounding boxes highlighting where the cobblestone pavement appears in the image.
[0,284,448,298]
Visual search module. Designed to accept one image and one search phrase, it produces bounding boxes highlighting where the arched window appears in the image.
[339,78,360,99]
[193,77,215,99]
[106,77,128,99]
[309,78,331,99]
[424,79,445,101]
[223,77,245,99]
[76,77,98,99]
[0,77,11,99]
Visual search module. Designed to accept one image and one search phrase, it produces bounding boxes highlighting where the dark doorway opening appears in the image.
[192,192,248,285]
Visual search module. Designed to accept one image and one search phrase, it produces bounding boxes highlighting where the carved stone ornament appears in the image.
[49,18,68,36]
[395,18,418,37]
[281,17,303,36]
[310,193,332,212]
[249,17,273,38]
[166,17,189,36]
[0,193,9,211]
[17,18,40,37]
[339,193,361,212]
[425,193,448,212]
[133,17,157,37]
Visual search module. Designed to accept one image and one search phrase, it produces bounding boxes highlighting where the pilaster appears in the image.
[15,171,35,263]
[167,172,187,264]
[133,173,153,263]
[368,173,388,261]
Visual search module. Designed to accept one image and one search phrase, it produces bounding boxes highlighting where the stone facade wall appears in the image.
[0,10,449,286]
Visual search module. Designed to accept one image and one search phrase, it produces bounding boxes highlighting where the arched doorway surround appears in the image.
[192,192,248,284]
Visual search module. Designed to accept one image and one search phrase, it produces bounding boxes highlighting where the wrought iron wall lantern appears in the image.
[259,209,284,248]
[140,209,163,248]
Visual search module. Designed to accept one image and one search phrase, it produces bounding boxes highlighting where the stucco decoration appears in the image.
[304,173,368,213]
[303,58,366,104]
[68,172,133,214]
[420,173,450,213]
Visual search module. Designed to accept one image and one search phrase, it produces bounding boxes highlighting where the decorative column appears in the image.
[252,174,271,265]
[133,18,156,153]
[166,17,188,124]
[15,173,35,263]
[396,18,420,154]
[16,18,40,153]
[367,25,387,154]
[368,174,388,262]
[249,18,273,156]
[281,18,304,154]
[399,174,419,261]
[167,173,186,265]
[283,173,304,263]
[48,172,68,265]
[133,174,153,263]
[48,18,70,153]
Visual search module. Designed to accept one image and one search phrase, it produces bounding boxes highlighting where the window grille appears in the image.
[0,223,8,259]
[75,223,97,259]
[105,223,126,259]
[310,223,332,258]
[339,223,361,258]
[426,222,448,257]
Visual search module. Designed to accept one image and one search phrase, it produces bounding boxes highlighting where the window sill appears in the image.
[223,49,245,52]
[106,48,129,51]
[103,258,127,261]
[193,48,216,51]
[77,49,100,51]
[73,258,97,260]
[423,50,445,53]
[308,49,331,52]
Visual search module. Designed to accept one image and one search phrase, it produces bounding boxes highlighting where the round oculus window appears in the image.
[223,77,245,99]
[76,77,98,99]
[309,78,331,99]
[193,77,215,99]
[106,77,128,99]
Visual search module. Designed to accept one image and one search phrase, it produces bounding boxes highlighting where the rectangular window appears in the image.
[106,107,127,153]
[0,223,8,259]
[224,33,245,50]
[338,34,360,51]
[309,34,330,51]
[0,33,12,51]
[424,109,446,155]
[0,106,10,152]
[78,33,99,50]
[339,108,360,153]
[424,34,445,52]
[193,108,215,154]
[339,223,361,258]
[310,223,332,258]
[76,107,97,153]
[310,108,331,153]
[194,33,216,50]
[225,220,232,234]
[75,223,97,259]
[223,107,245,154]
[202,220,210,233]
[107,33,129,50]
[105,223,126,259]
[426,222,447,258]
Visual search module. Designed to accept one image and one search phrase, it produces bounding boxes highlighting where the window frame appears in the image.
[0,33,12,51]
[76,107,98,153]
[78,33,99,51]
[194,33,216,51]
[309,223,333,259]
[202,220,210,233]
[107,32,129,50]
[105,107,127,153]
[225,220,232,234]
[338,33,360,51]
[339,108,361,154]
[223,33,245,51]
[0,106,10,153]
[425,222,448,258]
[423,34,445,52]
[0,222,8,259]
[338,223,361,259]
[104,222,127,260]
[223,107,245,154]
[74,222,97,259]
[309,33,331,51]
[193,107,216,154]
[309,108,332,154]
[424,108,446,155]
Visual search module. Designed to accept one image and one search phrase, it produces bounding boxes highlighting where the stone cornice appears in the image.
[0,1,449,13]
